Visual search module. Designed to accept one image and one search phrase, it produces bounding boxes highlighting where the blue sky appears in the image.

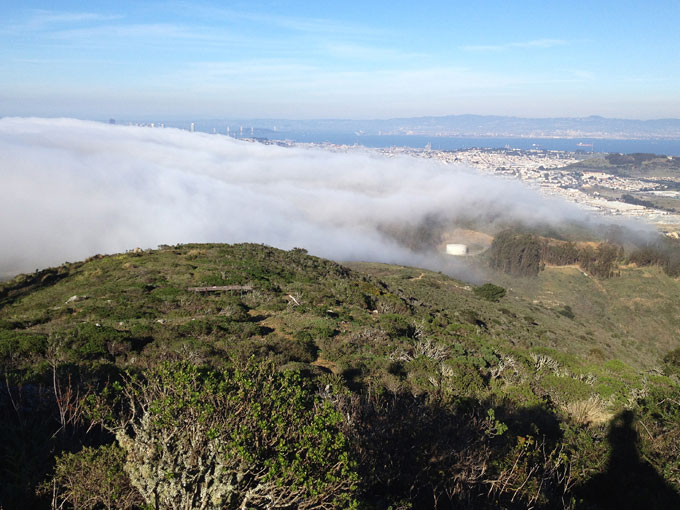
[1,1,678,119]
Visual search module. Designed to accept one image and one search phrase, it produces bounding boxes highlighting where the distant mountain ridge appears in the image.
[189,114,680,140]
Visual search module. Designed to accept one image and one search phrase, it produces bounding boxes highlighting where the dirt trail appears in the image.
[410,272,425,281]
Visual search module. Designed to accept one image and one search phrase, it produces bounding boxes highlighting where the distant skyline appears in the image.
[1,1,679,120]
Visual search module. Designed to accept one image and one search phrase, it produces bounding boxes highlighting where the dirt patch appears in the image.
[441,228,494,246]
[257,314,296,341]
[312,358,340,374]
[439,229,494,256]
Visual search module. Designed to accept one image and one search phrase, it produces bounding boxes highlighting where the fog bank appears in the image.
[0,117,614,279]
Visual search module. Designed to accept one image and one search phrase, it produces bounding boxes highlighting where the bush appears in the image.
[64,323,128,360]
[379,314,414,339]
[292,331,320,362]
[0,330,47,362]
[90,361,358,510]
[352,393,494,507]
[474,283,507,302]
[310,320,337,339]
[42,444,143,510]
[557,305,576,320]
[441,359,486,395]
[663,348,680,376]
[664,348,680,367]
[637,387,680,492]
[541,374,592,404]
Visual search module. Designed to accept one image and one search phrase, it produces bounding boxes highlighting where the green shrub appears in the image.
[637,385,680,491]
[287,331,320,362]
[177,318,225,337]
[65,323,127,359]
[603,359,633,375]
[222,299,251,322]
[0,319,15,330]
[309,319,337,339]
[461,309,484,327]
[149,286,183,301]
[556,305,575,320]
[441,359,486,395]
[489,434,575,508]
[0,330,47,361]
[474,283,507,302]
[541,374,592,404]
[379,314,414,339]
[89,361,358,509]
[663,347,680,375]
[43,444,143,510]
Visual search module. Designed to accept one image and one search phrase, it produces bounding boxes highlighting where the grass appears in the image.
[1,242,678,411]
[3,242,680,508]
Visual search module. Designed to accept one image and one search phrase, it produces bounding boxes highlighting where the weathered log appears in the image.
[187,285,253,292]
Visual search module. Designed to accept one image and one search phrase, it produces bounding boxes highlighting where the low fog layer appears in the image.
[0,117,612,279]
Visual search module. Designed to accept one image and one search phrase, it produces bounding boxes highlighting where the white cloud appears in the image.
[28,10,123,25]
[0,118,605,278]
[166,2,387,38]
[0,9,123,34]
[462,39,567,51]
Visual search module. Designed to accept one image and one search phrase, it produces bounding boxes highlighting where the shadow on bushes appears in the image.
[577,410,680,510]
[351,392,568,509]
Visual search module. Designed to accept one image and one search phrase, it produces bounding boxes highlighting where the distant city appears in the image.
[114,114,680,139]
[113,114,680,156]
[107,116,680,234]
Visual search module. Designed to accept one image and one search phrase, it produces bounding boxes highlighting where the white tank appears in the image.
[445,243,468,256]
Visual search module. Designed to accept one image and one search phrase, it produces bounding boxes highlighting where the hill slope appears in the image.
[1,243,680,509]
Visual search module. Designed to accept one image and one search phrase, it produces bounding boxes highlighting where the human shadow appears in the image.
[578,409,680,509]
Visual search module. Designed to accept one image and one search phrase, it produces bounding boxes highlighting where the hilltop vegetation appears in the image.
[488,228,680,278]
[1,243,680,509]
[563,152,680,178]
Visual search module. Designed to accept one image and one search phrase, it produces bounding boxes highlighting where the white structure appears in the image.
[190,122,195,132]
[445,244,468,256]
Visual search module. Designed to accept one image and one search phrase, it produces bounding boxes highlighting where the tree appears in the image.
[42,444,143,510]
[488,231,542,277]
[90,361,357,510]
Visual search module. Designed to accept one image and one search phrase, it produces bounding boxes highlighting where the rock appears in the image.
[65,295,88,304]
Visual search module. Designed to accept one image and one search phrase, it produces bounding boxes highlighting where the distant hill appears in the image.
[191,114,680,139]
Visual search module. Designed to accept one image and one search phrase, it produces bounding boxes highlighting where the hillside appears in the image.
[350,260,680,371]
[2,243,680,509]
